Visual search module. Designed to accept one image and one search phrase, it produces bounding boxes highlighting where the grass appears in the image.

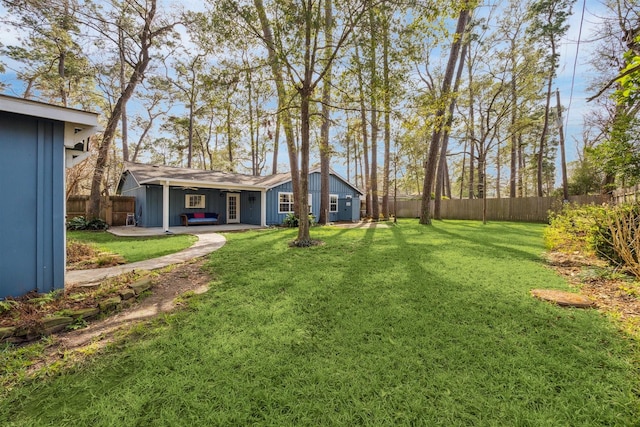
[2,220,639,425]
[67,231,197,263]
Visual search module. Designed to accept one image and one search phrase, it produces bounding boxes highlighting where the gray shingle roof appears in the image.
[120,162,363,194]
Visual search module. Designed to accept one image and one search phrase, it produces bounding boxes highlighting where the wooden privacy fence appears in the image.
[394,195,610,223]
[611,185,640,204]
[67,195,136,226]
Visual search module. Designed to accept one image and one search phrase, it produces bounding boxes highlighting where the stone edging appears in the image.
[0,277,154,345]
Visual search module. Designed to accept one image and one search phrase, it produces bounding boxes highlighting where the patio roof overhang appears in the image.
[137,177,267,192]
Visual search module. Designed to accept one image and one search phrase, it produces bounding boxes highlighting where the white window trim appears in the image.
[278,192,294,213]
[278,192,313,214]
[185,194,205,209]
[329,194,339,213]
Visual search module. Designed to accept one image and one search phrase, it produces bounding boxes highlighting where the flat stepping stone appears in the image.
[531,289,595,308]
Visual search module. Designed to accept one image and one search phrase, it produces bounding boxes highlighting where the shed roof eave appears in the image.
[0,94,99,127]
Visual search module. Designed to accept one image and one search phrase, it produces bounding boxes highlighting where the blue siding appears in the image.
[265,172,361,225]
[240,191,262,225]
[266,181,294,225]
[0,112,65,299]
[118,174,146,225]
[144,185,163,227]
[120,168,360,228]
[131,185,261,227]
[169,188,223,226]
[119,171,140,193]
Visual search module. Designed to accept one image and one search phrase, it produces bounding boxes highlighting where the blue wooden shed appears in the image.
[0,95,98,300]
[117,162,362,229]
[262,169,363,225]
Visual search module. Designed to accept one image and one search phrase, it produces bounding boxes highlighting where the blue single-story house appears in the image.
[0,94,98,299]
[117,162,362,230]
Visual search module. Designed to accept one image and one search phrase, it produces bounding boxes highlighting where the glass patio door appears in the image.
[226,193,240,223]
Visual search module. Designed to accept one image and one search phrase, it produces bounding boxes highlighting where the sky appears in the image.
[555,0,609,160]
[0,0,616,188]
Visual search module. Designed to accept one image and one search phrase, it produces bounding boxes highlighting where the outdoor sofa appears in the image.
[180,212,219,226]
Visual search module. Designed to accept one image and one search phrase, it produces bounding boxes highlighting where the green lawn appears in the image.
[67,231,197,263]
[3,220,638,425]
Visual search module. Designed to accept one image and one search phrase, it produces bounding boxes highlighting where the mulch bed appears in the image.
[544,251,640,334]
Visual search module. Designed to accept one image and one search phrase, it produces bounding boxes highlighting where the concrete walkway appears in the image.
[66,232,227,286]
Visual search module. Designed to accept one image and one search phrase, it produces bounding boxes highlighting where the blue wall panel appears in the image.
[0,112,65,299]
[169,188,222,226]
[240,191,262,225]
[119,171,140,193]
[265,173,361,225]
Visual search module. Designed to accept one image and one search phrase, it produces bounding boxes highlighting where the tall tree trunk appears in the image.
[354,43,371,217]
[496,140,501,198]
[254,0,300,211]
[272,114,280,174]
[58,0,70,107]
[188,101,194,168]
[380,18,390,220]
[556,89,569,200]
[88,0,169,219]
[537,74,553,196]
[444,162,452,199]
[295,0,314,246]
[247,69,256,175]
[509,40,517,198]
[381,8,391,220]
[467,45,476,200]
[537,31,557,197]
[369,6,379,221]
[459,139,467,199]
[226,102,234,171]
[346,120,351,182]
[518,134,525,196]
[420,3,471,225]
[119,24,128,161]
[435,32,468,218]
[319,0,333,225]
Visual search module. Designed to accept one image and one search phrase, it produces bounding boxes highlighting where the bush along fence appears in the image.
[393,195,610,223]
[67,195,135,226]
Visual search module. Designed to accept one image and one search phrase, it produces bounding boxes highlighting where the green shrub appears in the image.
[66,216,108,231]
[282,213,316,228]
[547,201,640,275]
[66,216,88,230]
[0,299,18,314]
[592,203,640,268]
[544,202,609,253]
[283,213,298,227]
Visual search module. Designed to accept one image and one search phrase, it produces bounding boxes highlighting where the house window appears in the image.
[279,192,294,213]
[330,194,338,212]
[185,194,205,209]
[278,192,312,214]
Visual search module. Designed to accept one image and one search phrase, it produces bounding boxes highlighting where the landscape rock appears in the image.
[98,297,122,312]
[120,288,136,300]
[0,326,16,340]
[531,289,596,309]
[41,316,74,335]
[129,277,153,295]
[69,307,101,321]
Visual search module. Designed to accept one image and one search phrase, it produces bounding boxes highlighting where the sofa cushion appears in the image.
[194,212,205,218]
